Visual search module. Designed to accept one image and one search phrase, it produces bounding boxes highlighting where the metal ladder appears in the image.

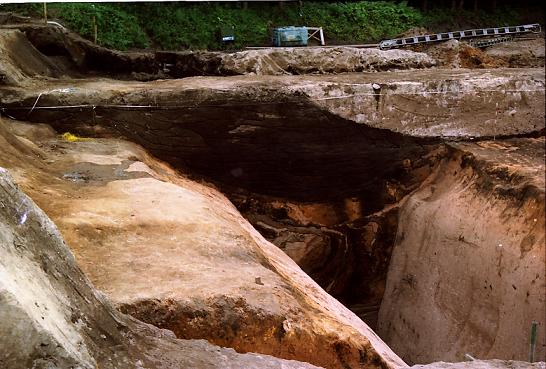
[379,23,541,50]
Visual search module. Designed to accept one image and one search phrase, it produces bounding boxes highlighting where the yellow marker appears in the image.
[61,132,91,142]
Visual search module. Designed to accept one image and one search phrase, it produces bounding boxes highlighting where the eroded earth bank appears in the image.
[1,16,545,369]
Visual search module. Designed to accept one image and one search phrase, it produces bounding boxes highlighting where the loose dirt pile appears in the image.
[225,47,435,74]
[0,29,61,85]
[484,38,545,68]
[421,39,506,68]
[397,28,544,69]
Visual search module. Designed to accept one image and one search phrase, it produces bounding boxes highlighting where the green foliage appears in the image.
[47,3,148,50]
[298,1,423,43]
[0,2,541,51]
[129,1,423,50]
[1,3,148,50]
[422,6,522,31]
[131,2,291,50]
[1,1,422,50]
[0,3,42,16]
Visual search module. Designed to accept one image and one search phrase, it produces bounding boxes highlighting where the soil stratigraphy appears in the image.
[0,22,435,80]
[156,46,435,77]
[1,69,543,205]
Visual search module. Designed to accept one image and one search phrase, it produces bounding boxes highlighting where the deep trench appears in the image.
[216,140,445,331]
[4,93,445,333]
[4,78,545,364]
[0,26,451,359]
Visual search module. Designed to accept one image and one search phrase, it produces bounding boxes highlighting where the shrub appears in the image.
[48,3,149,50]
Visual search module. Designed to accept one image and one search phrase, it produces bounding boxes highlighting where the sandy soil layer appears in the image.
[0,126,322,369]
[378,138,545,363]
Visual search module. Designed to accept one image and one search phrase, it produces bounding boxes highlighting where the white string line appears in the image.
[0,88,543,111]
[27,92,43,115]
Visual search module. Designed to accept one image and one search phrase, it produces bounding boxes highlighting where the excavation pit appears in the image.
[2,79,544,363]
[1,24,545,369]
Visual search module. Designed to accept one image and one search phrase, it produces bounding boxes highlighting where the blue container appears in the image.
[272,26,308,47]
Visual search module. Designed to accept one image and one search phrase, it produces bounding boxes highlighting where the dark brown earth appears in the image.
[0,69,543,202]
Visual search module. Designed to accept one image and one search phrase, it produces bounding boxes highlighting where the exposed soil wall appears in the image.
[1,71,544,206]
[226,144,446,329]
[0,22,434,81]
[2,16,543,83]
[2,70,543,143]
[378,139,546,363]
[157,47,435,77]
[411,360,546,369]
[0,24,159,78]
[0,29,61,85]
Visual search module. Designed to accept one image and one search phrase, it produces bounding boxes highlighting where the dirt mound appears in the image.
[0,22,161,82]
[158,47,435,77]
[421,39,506,68]
[17,24,160,77]
[0,29,61,85]
[220,47,435,75]
[421,37,545,69]
[459,43,507,68]
[484,38,545,68]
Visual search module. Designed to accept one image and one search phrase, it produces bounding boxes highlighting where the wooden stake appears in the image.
[529,321,538,362]
[93,15,97,43]
[43,2,47,24]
